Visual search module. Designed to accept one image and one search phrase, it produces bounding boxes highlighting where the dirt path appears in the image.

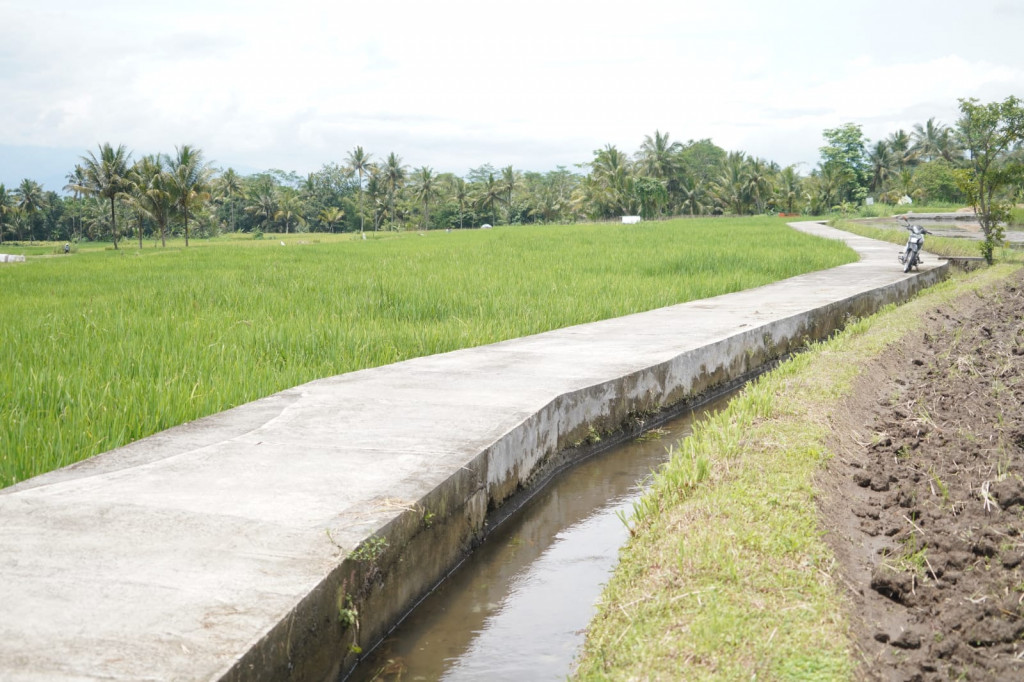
[820,268,1024,679]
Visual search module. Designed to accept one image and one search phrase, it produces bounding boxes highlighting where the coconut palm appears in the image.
[886,129,916,170]
[411,166,440,230]
[244,188,279,232]
[500,165,519,222]
[347,146,373,235]
[130,155,174,247]
[214,168,243,232]
[167,144,212,246]
[774,166,802,215]
[448,176,469,229]
[912,118,953,163]
[274,196,306,234]
[589,145,635,216]
[637,130,682,180]
[679,176,707,216]
[76,143,133,249]
[0,184,11,244]
[475,173,503,226]
[318,206,345,233]
[744,158,773,214]
[383,153,406,230]
[15,179,46,243]
[867,140,895,193]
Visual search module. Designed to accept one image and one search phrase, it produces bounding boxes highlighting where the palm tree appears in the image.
[167,144,212,246]
[244,188,279,232]
[912,118,951,163]
[886,130,916,170]
[75,143,133,249]
[383,152,406,230]
[475,173,503,226]
[214,168,243,232]
[589,145,635,216]
[0,184,11,244]
[500,165,519,222]
[744,158,773,214]
[714,152,750,215]
[15,179,46,243]
[775,166,802,214]
[274,195,306,234]
[411,166,439,230]
[130,155,173,247]
[679,176,706,216]
[63,165,87,240]
[347,146,372,235]
[448,176,469,229]
[867,140,895,194]
[318,206,345,233]
[637,130,682,182]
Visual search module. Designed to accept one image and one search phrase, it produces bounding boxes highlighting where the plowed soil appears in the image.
[820,268,1024,680]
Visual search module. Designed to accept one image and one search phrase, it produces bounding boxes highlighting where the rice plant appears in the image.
[0,217,855,487]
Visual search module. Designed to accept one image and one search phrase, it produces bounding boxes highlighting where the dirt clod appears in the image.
[820,268,1024,680]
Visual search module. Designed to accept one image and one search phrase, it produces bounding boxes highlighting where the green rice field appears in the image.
[0,217,856,487]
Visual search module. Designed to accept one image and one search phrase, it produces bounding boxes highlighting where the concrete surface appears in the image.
[0,222,947,681]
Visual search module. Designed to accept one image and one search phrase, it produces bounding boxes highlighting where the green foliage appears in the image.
[956,96,1024,263]
[0,218,855,487]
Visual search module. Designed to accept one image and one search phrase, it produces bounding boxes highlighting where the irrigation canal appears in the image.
[0,223,948,681]
[346,392,735,681]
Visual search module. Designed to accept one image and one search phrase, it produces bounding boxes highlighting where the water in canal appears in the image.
[346,393,733,681]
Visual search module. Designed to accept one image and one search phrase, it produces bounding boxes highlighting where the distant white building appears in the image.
[621,216,641,224]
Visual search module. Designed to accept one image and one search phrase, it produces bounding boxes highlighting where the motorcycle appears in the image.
[897,218,931,273]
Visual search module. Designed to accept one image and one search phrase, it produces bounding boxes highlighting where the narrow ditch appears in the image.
[344,390,737,681]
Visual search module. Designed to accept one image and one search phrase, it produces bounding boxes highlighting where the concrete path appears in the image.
[0,223,945,681]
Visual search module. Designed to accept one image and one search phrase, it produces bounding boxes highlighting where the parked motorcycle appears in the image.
[898,218,931,273]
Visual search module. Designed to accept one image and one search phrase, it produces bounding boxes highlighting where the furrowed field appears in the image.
[0,217,855,487]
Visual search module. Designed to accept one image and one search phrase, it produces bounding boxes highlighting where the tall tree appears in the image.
[383,152,406,230]
[274,195,306,234]
[0,184,11,244]
[886,129,916,170]
[955,96,1024,263]
[448,175,469,229]
[75,143,132,249]
[819,123,869,204]
[15,179,46,243]
[318,206,345,233]
[411,166,439,230]
[63,165,87,240]
[867,140,895,193]
[214,168,243,232]
[130,155,173,248]
[475,173,503,226]
[637,129,682,182]
[167,144,212,246]
[347,146,372,235]
[500,165,519,222]
[244,187,279,232]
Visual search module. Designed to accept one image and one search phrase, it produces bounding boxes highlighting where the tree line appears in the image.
[0,96,1020,253]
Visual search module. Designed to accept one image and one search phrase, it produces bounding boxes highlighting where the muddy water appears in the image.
[346,393,732,681]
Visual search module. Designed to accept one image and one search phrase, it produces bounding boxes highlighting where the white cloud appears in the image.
[2,0,1023,188]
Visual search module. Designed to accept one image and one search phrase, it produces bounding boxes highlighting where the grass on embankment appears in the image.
[0,217,855,488]
[831,218,1022,262]
[573,263,1021,681]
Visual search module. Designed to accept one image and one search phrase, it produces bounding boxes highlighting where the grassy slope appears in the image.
[573,264,1021,681]
[1,218,855,487]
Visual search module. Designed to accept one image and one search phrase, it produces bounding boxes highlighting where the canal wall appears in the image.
[0,223,947,681]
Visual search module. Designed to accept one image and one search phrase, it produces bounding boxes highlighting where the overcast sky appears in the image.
[2,0,1023,192]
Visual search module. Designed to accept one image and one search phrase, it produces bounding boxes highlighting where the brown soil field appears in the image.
[820,267,1024,679]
